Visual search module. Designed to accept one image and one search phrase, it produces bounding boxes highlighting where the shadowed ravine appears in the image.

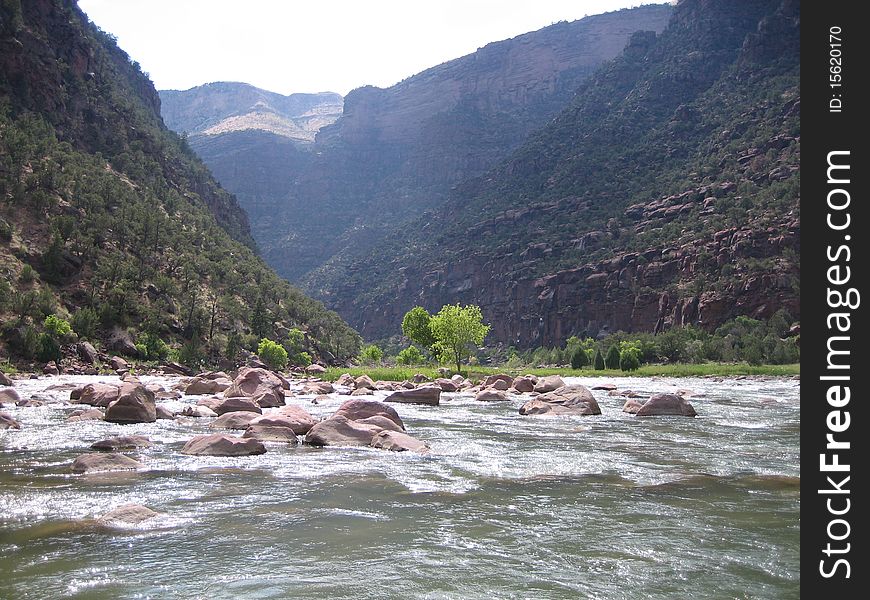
[0,375,799,599]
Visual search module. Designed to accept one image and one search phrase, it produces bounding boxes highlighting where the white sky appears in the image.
[77,0,668,96]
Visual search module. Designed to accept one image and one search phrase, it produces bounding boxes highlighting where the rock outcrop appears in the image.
[370,430,429,453]
[519,385,601,416]
[71,453,143,473]
[383,386,441,406]
[634,393,698,417]
[181,434,267,456]
[104,383,157,424]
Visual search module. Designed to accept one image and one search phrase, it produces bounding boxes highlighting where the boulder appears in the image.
[370,430,430,453]
[196,370,231,380]
[161,362,193,376]
[184,377,232,395]
[519,385,600,416]
[450,374,465,385]
[224,367,284,407]
[98,504,159,527]
[91,435,153,451]
[483,374,513,388]
[592,383,618,391]
[17,398,44,407]
[374,380,399,391]
[511,376,536,393]
[434,378,458,392]
[180,405,218,418]
[303,381,334,395]
[109,356,130,371]
[634,393,697,417]
[71,452,142,473]
[336,373,355,387]
[213,397,262,416]
[412,373,429,383]
[489,379,510,391]
[181,434,267,456]
[76,342,98,364]
[622,399,646,414]
[383,386,441,406]
[209,411,260,430]
[354,375,376,390]
[104,383,157,424]
[74,383,121,407]
[305,364,327,375]
[43,363,59,375]
[1,411,21,429]
[243,424,299,444]
[0,372,12,386]
[475,389,507,402]
[107,328,138,356]
[0,387,21,405]
[67,408,104,422]
[252,405,317,435]
[355,415,404,432]
[533,375,565,393]
[304,415,383,447]
[196,396,224,411]
[350,388,374,396]
[155,404,175,420]
[333,399,404,430]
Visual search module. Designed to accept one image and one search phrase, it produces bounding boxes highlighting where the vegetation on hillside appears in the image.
[0,0,361,367]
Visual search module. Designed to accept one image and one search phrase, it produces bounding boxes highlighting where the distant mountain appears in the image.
[161,5,674,285]
[0,0,360,364]
[316,0,801,346]
[160,83,343,143]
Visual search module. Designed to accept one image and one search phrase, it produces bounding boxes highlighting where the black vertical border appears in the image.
[802,1,866,596]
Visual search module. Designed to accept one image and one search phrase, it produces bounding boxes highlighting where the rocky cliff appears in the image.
[316,0,800,346]
[160,83,343,143]
[163,5,674,284]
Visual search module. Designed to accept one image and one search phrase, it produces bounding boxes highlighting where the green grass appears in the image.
[323,363,800,382]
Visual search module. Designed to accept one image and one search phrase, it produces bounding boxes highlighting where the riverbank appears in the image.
[322,362,800,382]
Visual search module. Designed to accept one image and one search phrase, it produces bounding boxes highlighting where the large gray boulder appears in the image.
[475,389,508,402]
[76,341,98,364]
[519,385,600,416]
[104,383,157,423]
[212,396,262,415]
[243,424,299,444]
[181,434,267,456]
[98,504,159,527]
[634,393,697,417]
[383,386,441,406]
[184,377,232,395]
[0,387,21,405]
[370,430,429,453]
[511,375,537,393]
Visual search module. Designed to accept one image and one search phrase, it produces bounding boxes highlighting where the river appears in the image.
[0,374,799,599]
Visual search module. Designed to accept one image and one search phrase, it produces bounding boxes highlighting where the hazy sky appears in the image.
[77,0,668,96]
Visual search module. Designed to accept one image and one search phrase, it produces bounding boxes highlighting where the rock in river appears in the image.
[333,399,404,430]
[181,434,267,456]
[97,504,159,527]
[104,383,157,424]
[519,385,600,416]
[383,386,441,406]
[1,411,21,429]
[634,393,697,417]
[370,430,429,453]
[304,415,384,447]
[91,435,153,451]
[71,452,143,473]
[209,411,260,430]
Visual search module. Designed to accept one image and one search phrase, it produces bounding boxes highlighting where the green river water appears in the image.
[0,375,799,599]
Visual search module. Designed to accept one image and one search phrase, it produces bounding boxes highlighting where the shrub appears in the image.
[292,351,312,368]
[137,332,170,361]
[359,344,384,366]
[19,264,37,283]
[593,348,605,370]
[178,338,206,369]
[605,345,621,369]
[36,332,61,363]
[397,345,424,366]
[71,307,99,340]
[619,349,641,371]
[570,346,588,369]
[44,314,72,338]
[258,337,288,371]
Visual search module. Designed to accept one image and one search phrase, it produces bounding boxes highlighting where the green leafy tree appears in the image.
[359,344,383,366]
[429,303,490,374]
[593,348,605,370]
[136,332,170,361]
[619,341,642,372]
[605,344,621,370]
[397,345,424,366]
[44,314,72,338]
[401,306,436,350]
[37,333,61,363]
[257,338,288,371]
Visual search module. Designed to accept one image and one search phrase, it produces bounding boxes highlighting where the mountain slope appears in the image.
[163,5,674,284]
[315,0,800,346]
[160,82,343,143]
[0,0,360,364]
